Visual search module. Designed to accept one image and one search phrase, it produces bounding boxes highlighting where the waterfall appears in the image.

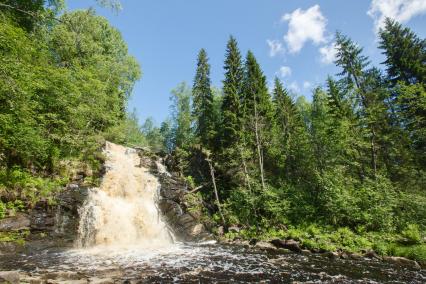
[76,142,172,248]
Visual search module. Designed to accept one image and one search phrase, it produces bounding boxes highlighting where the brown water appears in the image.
[76,142,172,248]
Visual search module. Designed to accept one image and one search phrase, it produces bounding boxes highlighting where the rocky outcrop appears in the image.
[138,152,211,242]
[0,213,30,232]
[135,148,210,241]
[0,182,88,254]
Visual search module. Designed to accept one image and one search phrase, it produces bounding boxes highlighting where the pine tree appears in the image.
[379,18,426,85]
[192,49,215,149]
[221,36,244,149]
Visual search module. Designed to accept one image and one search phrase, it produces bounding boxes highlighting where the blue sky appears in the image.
[66,0,426,124]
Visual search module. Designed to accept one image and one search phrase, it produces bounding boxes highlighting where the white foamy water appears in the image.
[76,142,172,248]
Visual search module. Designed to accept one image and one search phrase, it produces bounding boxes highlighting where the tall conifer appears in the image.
[192,49,215,149]
[221,36,244,148]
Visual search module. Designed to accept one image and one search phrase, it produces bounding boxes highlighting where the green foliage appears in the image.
[169,82,193,149]
[400,224,422,245]
[0,230,30,245]
[192,49,216,149]
[0,6,141,212]
[388,244,426,261]
[0,201,6,219]
[220,36,243,149]
[379,18,426,85]
[104,110,147,147]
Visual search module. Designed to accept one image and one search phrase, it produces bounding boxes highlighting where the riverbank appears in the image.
[218,225,426,269]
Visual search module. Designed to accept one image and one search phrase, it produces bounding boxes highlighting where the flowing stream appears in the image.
[0,142,425,283]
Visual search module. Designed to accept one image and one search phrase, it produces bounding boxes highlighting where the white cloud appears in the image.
[288,81,300,93]
[303,81,312,89]
[278,66,292,78]
[267,39,284,57]
[319,42,337,64]
[368,0,426,33]
[281,5,327,53]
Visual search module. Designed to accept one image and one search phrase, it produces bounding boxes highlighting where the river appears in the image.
[0,241,425,283]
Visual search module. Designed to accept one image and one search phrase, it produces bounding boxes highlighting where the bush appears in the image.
[400,224,422,245]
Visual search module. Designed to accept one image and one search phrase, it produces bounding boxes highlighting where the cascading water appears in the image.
[76,142,172,248]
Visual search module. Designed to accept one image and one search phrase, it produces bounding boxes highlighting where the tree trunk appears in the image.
[206,158,225,225]
[253,98,266,191]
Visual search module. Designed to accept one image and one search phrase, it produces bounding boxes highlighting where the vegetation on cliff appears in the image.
[0,0,142,215]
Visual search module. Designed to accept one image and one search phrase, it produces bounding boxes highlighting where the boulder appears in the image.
[0,271,20,284]
[364,250,381,260]
[383,256,421,269]
[322,251,339,259]
[255,241,277,251]
[270,239,302,253]
[0,213,30,232]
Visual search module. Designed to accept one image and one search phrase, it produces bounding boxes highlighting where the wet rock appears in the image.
[364,250,381,260]
[322,251,339,259]
[0,241,25,254]
[349,252,363,260]
[0,213,30,231]
[0,271,20,284]
[189,224,205,237]
[383,256,421,269]
[301,249,311,255]
[217,226,224,236]
[270,239,302,253]
[255,241,277,251]
[89,277,115,284]
[340,251,350,259]
[30,210,55,231]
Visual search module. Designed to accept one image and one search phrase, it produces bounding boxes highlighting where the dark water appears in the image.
[0,242,425,283]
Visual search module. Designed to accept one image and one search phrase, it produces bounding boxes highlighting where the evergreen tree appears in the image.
[335,32,384,178]
[221,36,244,149]
[192,49,215,149]
[242,51,274,190]
[271,77,294,174]
[379,18,426,85]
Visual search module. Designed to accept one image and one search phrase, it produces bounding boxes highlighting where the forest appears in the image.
[1,0,425,261]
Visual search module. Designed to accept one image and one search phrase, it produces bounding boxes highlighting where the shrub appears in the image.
[401,224,422,245]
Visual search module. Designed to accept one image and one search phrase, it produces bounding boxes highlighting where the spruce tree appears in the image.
[271,77,294,172]
[379,18,426,85]
[221,36,244,148]
[192,49,215,149]
[242,51,274,190]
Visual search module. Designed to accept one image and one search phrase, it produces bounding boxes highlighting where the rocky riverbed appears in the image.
[0,241,425,283]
